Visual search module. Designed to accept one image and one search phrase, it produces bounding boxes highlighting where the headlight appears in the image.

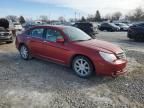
[99,52,117,63]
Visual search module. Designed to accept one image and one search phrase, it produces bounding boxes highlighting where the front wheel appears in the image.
[19,45,31,60]
[72,56,94,78]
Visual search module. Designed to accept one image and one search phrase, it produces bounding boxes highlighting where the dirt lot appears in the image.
[0,32,144,108]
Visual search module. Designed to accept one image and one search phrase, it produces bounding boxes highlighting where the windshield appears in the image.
[63,27,92,41]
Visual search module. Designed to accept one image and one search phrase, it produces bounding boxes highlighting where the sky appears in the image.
[0,0,143,20]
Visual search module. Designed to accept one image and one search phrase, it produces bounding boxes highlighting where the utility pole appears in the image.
[75,12,77,22]
[79,13,81,20]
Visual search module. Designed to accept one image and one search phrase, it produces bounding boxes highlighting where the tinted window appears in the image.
[138,23,144,27]
[77,23,92,27]
[45,29,63,42]
[101,23,109,27]
[30,28,44,38]
[25,30,31,35]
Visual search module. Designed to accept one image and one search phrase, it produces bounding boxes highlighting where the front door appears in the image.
[42,28,70,64]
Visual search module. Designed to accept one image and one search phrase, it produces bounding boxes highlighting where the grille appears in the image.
[116,52,126,59]
[4,33,9,36]
[0,33,9,36]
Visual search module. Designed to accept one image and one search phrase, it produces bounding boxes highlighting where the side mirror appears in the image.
[56,38,64,43]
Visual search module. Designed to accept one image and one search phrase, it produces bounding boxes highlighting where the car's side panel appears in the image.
[42,42,72,64]
[27,37,45,57]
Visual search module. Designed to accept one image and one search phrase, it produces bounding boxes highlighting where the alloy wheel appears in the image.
[73,57,92,77]
[20,45,29,59]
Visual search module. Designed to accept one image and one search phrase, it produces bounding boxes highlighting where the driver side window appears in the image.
[45,29,63,42]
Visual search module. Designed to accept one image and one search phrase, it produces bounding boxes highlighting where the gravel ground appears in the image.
[0,32,144,108]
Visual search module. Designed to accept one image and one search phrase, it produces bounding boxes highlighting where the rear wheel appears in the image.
[19,45,31,60]
[72,56,94,78]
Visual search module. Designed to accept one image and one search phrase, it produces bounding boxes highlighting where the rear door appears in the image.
[26,27,45,57]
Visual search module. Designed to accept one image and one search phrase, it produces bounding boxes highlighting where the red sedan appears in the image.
[16,25,127,78]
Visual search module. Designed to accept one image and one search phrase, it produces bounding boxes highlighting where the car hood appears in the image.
[74,39,123,54]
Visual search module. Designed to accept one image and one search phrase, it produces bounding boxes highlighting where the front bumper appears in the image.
[0,36,13,42]
[94,59,127,76]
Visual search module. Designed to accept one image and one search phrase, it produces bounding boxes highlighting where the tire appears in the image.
[19,45,31,60]
[6,37,13,44]
[6,41,13,44]
[72,56,94,78]
[120,28,124,31]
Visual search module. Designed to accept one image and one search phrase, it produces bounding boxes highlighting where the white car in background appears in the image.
[13,23,24,35]
[115,23,129,31]
[13,23,23,31]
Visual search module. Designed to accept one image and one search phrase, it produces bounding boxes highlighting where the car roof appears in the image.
[29,25,73,30]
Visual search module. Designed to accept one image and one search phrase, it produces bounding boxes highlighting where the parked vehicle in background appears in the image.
[115,23,129,31]
[72,22,98,38]
[23,23,36,30]
[16,25,127,78]
[127,22,144,41]
[13,23,23,31]
[0,18,13,43]
[120,21,133,27]
[13,22,23,36]
[99,23,120,32]
[0,27,13,43]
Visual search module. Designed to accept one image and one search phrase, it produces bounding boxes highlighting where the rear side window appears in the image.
[30,28,44,38]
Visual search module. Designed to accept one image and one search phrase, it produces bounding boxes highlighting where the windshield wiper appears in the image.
[76,40,86,42]
[88,38,92,40]
[76,38,92,42]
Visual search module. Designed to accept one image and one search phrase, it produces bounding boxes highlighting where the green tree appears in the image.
[95,10,101,22]
[19,16,26,24]
[80,16,86,22]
